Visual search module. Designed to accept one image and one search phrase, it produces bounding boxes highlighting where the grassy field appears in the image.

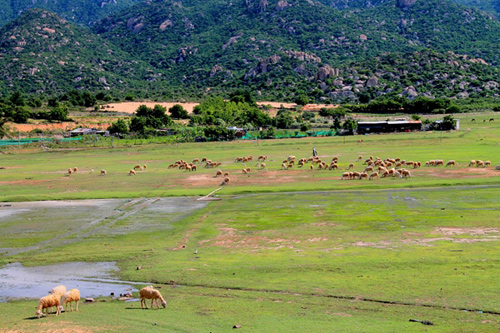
[0,113,499,331]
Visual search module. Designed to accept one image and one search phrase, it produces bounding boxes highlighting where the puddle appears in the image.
[0,262,142,302]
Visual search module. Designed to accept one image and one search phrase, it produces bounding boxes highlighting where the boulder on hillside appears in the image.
[365,76,378,87]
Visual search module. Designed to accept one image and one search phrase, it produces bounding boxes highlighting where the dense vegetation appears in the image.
[2,0,500,105]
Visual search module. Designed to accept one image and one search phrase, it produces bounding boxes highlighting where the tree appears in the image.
[294,94,310,106]
[275,110,294,129]
[440,115,456,130]
[342,117,357,135]
[169,104,189,119]
[229,89,257,106]
[133,104,173,129]
[108,119,129,135]
[48,105,69,122]
[12,106,31,123]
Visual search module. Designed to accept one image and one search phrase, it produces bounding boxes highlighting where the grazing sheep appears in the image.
[139,286,166,309]
[468,160,476,167]
[248,155,253,161]
[281,163,288,170]
[310,165,314,170]
[329,163,338,170]
[134,164,142,170]
[435,160,444,166]
[73,167,78,173]
[193,158,200,164]
[381,170,390,178]
[364,166,374,173]
[201,157,207,163]
[471,118,476,122]
[258,155,267,161]
[36,294,61,318]
[485,160,491,166]
[358,172,368,180]
[446,160,457,167]
[100,169,107,175]
[68,168,73,175]
[476,160,485,167]
[129,169,136,175]
[348,163,354,170]
[143,164,147,170]
[191,165,197,171]
[220,177,230,186]
[368,172,379,180]
[341,172,351,180]
[215,170,223,177]
[401,169,411,178]
[393,170,403,179]
[60,289,80,312]
[259,163,266,169]
[224,172,229,177]
[358,155,363,161]
[49,285,67,298]
[168,164,176,169]
[489,118,494,122]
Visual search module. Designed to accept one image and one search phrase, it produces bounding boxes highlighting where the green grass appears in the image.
[0,115,499,331]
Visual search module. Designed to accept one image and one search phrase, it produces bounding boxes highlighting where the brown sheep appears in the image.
[468,160,476,167]
[393,170,403,179]
[221,177,230,185]
[68,168,73,175]
[368,172,379,180]
[143,164,147,170]
[215,170,223,177]
[358,155,363,161]
[381,170,390,178]
[100,169,107,175]
[134,164,142,170]
[348,163,354,170]
[341,172,351,180]
[364,166,374,173]
[329,163,338,170]
[73,167,78,173]
[446,160,457,167]
[129,169,136,175]
[401,169,412,178]
[139,286,166,309]
[247,155,253,161]
[281,163,288,170]
[36,294,61,318]
[485,160,491,166]
[191,165,197,171]
[358,172,368,180]
[193,158,200,164]
[259,163,266,169]
[224,172,229,177]
[476,160,485,167]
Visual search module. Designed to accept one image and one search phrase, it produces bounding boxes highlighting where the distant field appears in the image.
[0,113,499,331]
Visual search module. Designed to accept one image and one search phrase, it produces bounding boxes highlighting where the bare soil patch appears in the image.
[101,102,200,114]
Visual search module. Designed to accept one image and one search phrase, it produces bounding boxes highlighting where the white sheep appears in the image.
[60,289,80,312]
[139,286,166,309]
[36,294,61,318]
[49,285,67,298]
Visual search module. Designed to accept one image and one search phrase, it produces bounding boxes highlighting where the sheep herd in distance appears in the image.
[65,154,494,186]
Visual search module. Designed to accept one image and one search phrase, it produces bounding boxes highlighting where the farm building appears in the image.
[357,120,422,134]
[69,128,109,137]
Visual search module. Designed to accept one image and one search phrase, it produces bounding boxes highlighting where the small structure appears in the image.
[357,120,422,134]
[69,128,109,137]
[227,126,247,138]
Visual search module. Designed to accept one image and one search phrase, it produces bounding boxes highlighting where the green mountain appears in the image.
[0,0,143,27]
[2,1,500,103]
[0,9,164,94]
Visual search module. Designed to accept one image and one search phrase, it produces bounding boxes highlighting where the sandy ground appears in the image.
[7,122,113,132]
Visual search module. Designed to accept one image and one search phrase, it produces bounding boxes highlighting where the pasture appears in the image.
[0,113,499,331]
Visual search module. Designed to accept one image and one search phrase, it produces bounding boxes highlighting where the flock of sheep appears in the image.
[36,285,166,319]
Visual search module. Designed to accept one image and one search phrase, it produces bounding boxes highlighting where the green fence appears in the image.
[0,137,82,147]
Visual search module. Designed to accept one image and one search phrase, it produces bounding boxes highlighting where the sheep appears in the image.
[36,294,61,318]
[100,169,107,175]
[364,166,374,173]
[168,164,176,169]
[489,118,494,122]
[329,163,338,170]
[358,172,368,180]
[258,155,267,161]
[435,160,444,166]
[68,168,73,175]
[259,163,266,169]
[129,169,136,175]
[90,169,94,174]
[468,160,476,167]
[401,169,412,178]
[348,163,354,170]
[224,172,229,177]
[476,160,485,167]
[393,170,403,179]
[73,167,78,173]
[193,158,200,164]
[49,285,67,298]
[485,160,491,166]
[201,157,207,163]
[191,165,197,171]
[368,172,379,180]
[60,289,80,312]
[341,172,351,180]
[358,155,363,161]
[381,170,390,178]
[134,164,142,170]
[139,286,166,309]
[281,163,288,170]
[215,170,223,177]
[143,164,147,170]
[221,177,230,186]
[446,160,457,167]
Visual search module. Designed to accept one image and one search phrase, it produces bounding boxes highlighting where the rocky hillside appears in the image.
[2,0,500,102]
[0,9,163,94]
[0,0,143,27]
